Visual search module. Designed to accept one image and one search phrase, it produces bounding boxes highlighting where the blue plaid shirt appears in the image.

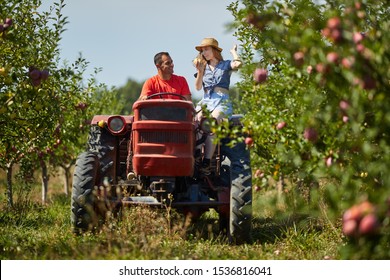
[202,60,232,92]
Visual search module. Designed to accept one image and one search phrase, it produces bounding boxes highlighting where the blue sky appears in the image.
[42,0,242,97]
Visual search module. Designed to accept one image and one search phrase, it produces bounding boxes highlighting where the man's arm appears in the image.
[180,76,192,101]
[138,78,153,100]
[183,94,191,101]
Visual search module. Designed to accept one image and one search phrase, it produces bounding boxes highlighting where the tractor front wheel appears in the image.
[71,152,100,234]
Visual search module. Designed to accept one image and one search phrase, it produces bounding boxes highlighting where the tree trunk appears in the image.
[41,160,49,204]
[6,163,13,208]
[63,165,71,196]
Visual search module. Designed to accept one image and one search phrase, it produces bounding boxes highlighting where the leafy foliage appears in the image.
[1,0,389,260]
[228,0,390,258]
[115,78,144,115]
[0,0,118,204]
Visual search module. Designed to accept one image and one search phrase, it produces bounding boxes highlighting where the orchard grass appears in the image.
[0,172,343,260]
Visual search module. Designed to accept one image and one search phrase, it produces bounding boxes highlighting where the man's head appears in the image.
[154,52,174,78]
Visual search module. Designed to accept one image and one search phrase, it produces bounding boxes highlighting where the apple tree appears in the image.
[0,0,117,205]
[228,0,390,258]
[47,75,120,197]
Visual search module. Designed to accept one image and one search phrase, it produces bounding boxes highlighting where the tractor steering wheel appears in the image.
[146,92,187,101]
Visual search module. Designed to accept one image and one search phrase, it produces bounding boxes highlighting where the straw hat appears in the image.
[195,37,222,52]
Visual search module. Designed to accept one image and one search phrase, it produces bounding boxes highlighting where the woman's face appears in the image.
[201,46,214,61]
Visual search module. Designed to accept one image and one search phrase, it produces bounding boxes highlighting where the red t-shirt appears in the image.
[141,74,191,99]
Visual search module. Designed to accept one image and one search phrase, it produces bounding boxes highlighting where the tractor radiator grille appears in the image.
[139,131,188,144]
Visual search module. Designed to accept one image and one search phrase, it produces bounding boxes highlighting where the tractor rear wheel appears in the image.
[220,140,253,244]
[229,168,252,244]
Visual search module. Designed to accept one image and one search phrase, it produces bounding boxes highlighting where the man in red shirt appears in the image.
[139,52,192,101]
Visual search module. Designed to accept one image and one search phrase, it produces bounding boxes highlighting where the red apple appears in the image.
[315,63,329,74]
[321,27,331,38]
[339,100,350,111]
[29,68,41,80]
[276,121,286,130]
[293,51,304,67]
[303,127,318,142]
[358,201,375,216]
[325,156,332,167]
[326,52,339,64]
[355,2,362,9]
[76,102,88,110]
[245,137,254,146]
[331,29,343,43]
[4,18,13,26]
[341,57,354,69]
[254,169,264,178]
[253,68,268,83]
[343,205,362,222]
[343,219,358,237]
[353,32,364,44]
[325,17,344,43]
[359,213,379,235]
[41,69,49,80]
[356,43,365,53]
[2,18,12,31]
[327,17,341,30]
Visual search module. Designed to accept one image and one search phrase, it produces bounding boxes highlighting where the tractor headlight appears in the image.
[107,116,125,134]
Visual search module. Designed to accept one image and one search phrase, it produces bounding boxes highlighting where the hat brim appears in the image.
[195,45,222,52]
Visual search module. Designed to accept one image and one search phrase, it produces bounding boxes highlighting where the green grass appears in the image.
[0,175,344,260]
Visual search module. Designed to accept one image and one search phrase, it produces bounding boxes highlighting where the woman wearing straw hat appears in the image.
[193,37,242,176]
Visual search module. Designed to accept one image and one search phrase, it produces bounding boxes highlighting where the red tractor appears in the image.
[71,93,252,243]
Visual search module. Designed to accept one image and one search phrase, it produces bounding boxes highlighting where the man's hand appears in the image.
[138,94,148,100]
